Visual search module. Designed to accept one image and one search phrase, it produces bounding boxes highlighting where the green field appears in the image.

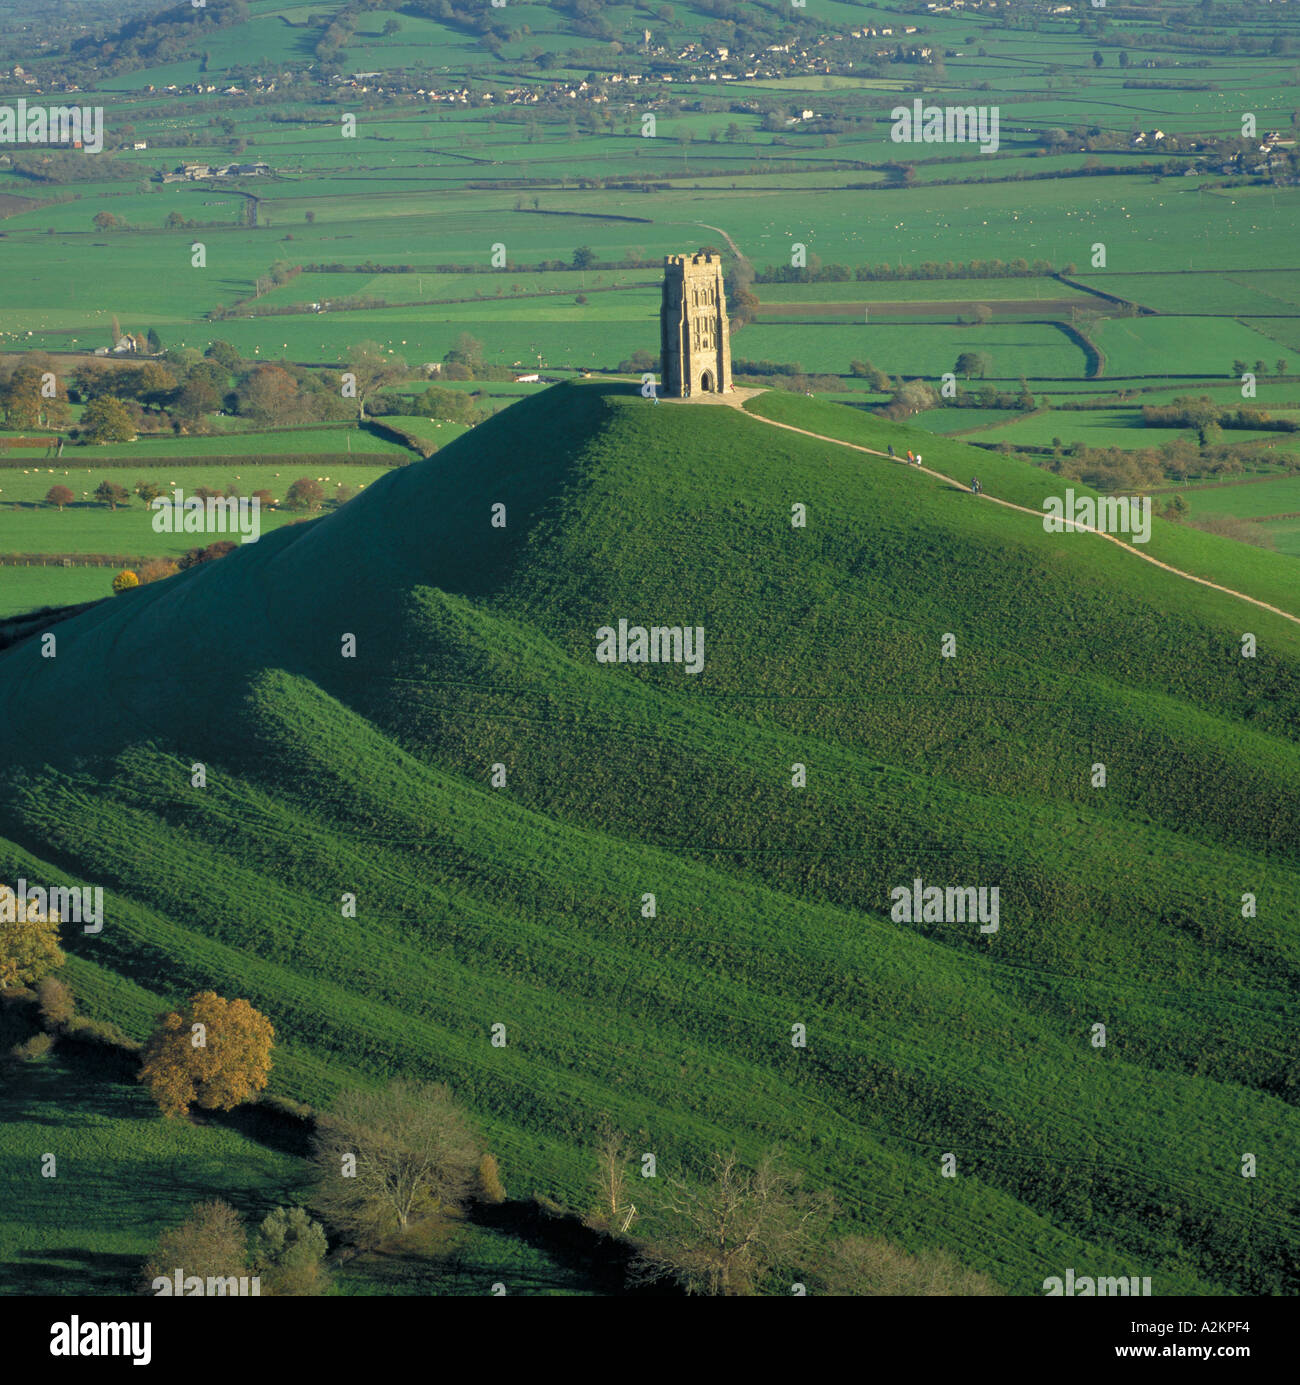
[0,427,411,461]
[1091,317,1285,380]
[735,322,1084,378]
[1161,474,1300,555]
[973,409,1167,450]
[1077,271,1300,318]
[0,462,392,506]
[0,463,397,592]
[1170,475,1300,520]
[0,565,116,617]
[756,279,1095,305]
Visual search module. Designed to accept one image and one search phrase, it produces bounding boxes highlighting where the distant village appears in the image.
[0,18,943,111]
[0,0,1291,187]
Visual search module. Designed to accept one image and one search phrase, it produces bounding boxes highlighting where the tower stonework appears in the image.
[660,252,732,398]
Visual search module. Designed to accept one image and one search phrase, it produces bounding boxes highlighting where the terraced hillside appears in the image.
[1,382,1297,1295]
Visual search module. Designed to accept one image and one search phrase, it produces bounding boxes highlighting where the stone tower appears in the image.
[660,252,732,398]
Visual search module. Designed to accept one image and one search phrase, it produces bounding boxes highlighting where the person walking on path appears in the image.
[970,476,981,494]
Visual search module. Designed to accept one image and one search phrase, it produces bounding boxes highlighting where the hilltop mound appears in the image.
[2,382,1297,1294]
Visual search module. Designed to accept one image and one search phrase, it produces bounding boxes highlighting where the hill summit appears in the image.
[2,382,1297,1294]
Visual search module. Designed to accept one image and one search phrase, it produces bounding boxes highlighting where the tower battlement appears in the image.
[660,252,732,397]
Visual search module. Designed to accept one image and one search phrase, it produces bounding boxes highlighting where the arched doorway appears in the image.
[699,370,715,392]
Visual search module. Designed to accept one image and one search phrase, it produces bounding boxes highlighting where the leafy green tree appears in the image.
[95,479,131,509]
[284,477,324,512]
[236,364,301,424]
[129,363,178,408]
[418,386,474,424]
[162,346,202,371]
[2,360,69,429]
[82,396,136,443]
[345,341,407,421]
[1,364,43,428]
[186,359,229,393]
[205,339,242,372]
[253,1206,330,1296]
[174,377,220,421]
[443,332,484,376]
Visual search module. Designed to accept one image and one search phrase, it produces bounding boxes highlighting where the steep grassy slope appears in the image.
[1,383,1296,1295]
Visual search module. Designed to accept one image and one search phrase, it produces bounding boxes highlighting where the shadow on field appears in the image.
[198,1101,315,1159]
[469,1199,681,1296]
[5,1249,141,1296]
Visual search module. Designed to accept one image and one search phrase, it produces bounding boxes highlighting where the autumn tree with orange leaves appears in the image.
[0,883,65,991]
[139,991,274,1117]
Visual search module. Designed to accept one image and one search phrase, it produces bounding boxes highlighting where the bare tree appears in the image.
[141,1200,250,1292]
[312,1080,482,1244]
[588,1123,637,1234]
[632,1149,833,1295]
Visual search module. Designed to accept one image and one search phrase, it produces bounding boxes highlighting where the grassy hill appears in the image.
[1,382,1297,1295]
